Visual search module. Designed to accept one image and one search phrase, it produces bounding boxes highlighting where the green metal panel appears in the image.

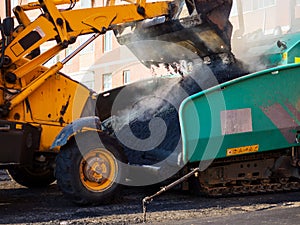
[287,42,300,64]
[179,64,300,164]
[248,31,300,67]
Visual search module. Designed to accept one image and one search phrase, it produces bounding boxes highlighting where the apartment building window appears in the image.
[241,0,276,12]
[71,71,94,90]
[123,70,130,84]
[103,73,112,91]
[11,0,19,7]
[42,46,60,67]
[80,0,92,8]
[242,0,253,12]
[264,0,276,6]
[260,0,276,8]
[104,30,113,52]
[79,34,94,54]
[65,46,73,65]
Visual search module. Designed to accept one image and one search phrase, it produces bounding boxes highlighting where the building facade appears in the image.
[58,0,154,92]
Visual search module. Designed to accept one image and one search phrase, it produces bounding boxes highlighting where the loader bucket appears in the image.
[114,0,233,66]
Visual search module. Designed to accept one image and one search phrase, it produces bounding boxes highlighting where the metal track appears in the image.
[201,180,300,197]
[198,149,300,196]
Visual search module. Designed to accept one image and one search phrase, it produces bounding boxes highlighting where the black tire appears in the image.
[55,132,127,205]
[8,165,55,188]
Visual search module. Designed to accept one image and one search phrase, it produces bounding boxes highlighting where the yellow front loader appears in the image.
[0,0,176,200]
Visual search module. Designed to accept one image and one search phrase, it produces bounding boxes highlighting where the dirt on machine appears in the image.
[1,0,300,207]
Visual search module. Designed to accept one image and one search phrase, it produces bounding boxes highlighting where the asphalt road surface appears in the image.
[151,205,300,225]
[1,170,300,225]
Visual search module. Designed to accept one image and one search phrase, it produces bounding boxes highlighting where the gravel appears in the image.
[1,170,300,225]
[0,170,10,181]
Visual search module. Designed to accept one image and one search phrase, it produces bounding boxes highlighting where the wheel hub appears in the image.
[79,149,118,192]
[83,157,110,183]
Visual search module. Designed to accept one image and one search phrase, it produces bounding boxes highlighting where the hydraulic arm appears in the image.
[0,0,176,118]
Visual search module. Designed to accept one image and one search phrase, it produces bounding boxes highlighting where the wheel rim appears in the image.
[79,148,118,192]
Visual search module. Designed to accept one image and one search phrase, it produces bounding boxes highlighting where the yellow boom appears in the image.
[1,0,173,114]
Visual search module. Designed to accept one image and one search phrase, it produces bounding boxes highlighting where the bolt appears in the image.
[3,56,11,66]
[15,6,22,12]
[62,40,69,48]
[100,27,107,34]
[56,18,64,26]
[137,6,145,16]
[69,36,76,44]
[5,72,17,84]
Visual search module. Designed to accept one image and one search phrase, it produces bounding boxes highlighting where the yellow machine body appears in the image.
[0,0,172,159]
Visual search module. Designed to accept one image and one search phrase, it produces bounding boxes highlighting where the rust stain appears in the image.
[262,103,299,143]
[286,102,300,123]
[297,99,300,112]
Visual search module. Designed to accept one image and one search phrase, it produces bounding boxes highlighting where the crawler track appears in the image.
[197,150,300,197]
[202,180,300,197]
